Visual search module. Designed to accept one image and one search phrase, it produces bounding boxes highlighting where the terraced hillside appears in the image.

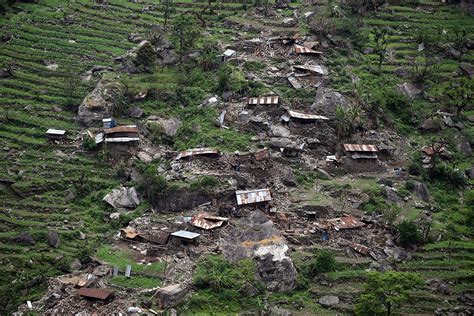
[0,0,473,314]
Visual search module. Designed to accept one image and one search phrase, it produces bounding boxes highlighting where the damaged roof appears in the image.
[104,126,139,134]
[293,64,328,75]
[350,242,370,255]
[236,188,272,206]
[120,228,140,239]
[176,148,219,160]
[171,230,200,240]
[421,144,445,156]
[248,95,279,105]
[294,44,322,54]
[288,110,329,121]
[46,129,66,135]
[77,288,113,300]
[190,212,229,230]
[327,216,365,230]
[343,144,379,152]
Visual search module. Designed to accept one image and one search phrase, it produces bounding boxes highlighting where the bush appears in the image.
[82,135,97,150]
[398,220,421,246]
[307,250,339,277]
[405,180,416,191]
[190,176,218,191]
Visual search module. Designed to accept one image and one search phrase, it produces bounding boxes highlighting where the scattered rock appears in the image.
[270,124,291,137]
[153,117,182,137]
[12,232,35,245]
[69,259,82,271]
[103,187,141,209]
[269,306,292,315]
[48,231,60,248]
[128,107,144,118]
[384,187,404,204]
[397,82,422,99]
[318,295,340,307]
[78,231,86,240]
[420,118,441,132]
[282,17,297,27]
[280,166,297,187]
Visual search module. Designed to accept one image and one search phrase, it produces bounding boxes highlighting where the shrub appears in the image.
[398,220,421,246]
[82,135,97,150]
[190,176,218,191]
[307,250,339,277]
[405,180,416,191]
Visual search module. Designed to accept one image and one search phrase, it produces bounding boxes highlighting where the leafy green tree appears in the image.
[171,15,201,64]
[384,204,400,233]
[198,42,219,71]
[135,41,156,72]
[397,220,421,246]
[446,76,473,118]
[307,250,338,277]
[355,272,424,316]
[160,0,175,29]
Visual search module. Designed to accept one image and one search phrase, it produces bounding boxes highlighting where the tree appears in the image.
[198,42,219,71]
[307,250,338,277]
[160,0,175,29]
[334,105,352,140]
[451,26,468,60]
[372,27,389,71]
[171,15,201,64]
[397,220,421,246]
[408,55,440,85]
[355,272,424,316]
[134,41,156,72]
[446,76,473,118]
[383,204,400,233]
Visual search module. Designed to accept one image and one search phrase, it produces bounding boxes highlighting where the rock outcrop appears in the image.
[103,187,140,209]
[312,87,349,119]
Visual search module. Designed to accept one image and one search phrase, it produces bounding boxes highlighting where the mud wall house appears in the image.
[342,144,382,172]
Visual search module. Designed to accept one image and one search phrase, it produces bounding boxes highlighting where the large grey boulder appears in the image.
[48,231,60,248]
[318,295,340,307]
[154,117,182,137]
[77,80,125,127]
[454,134,472,156]
[103,187,140,209]
[397,82,422,99]
[220,211,297,292]
[270,124,291,137]
[280,166,297,187]
[420,118,441,132]
[312,87,349,119]
[413,181,432,202]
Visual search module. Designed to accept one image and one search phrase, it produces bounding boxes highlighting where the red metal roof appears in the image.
[248,96,279,105]
[77,288,113,300]
[104,126,139,134]
[343,144,379,152]
[350,242,370,255]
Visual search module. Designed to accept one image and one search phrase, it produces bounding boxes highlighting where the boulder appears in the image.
[103,187,140,209]
[270,124,291,137]
[159,49,178,65]
[69,259,82,271]
[318,295,340,307]
[77,80,125,127]
[128,107,144,118]
[419,118,441,132]
[311,87,349,119]
[413,181,432,202]
[154,117,182,137]
[220,211,297,292]
[397,82,422,99]
[48,231,60,248]
[282,17,297,27]
[280,166,297,187]
[384,187,404,204]
[12,232,35,245]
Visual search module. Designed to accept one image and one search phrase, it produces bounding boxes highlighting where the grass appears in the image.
[108,275,162,288]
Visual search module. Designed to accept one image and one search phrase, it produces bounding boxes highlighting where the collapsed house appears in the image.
[46,129,66,141]
[104,126,139,144]
[235,188,272,206]
[286,110,329,124]
[176,148,219,160]
[190,212,229,230]
[248,95,280,106]
[170,230,200,246]
[327,215,365,231]
[77,288,114,301]
[421,144,446,168]
[293,64,328,76]
[293,44,322,55]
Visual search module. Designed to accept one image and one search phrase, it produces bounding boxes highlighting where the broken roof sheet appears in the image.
[46,129,66,135]
[294,44,322,54]
[143,231,170,245]
[293,64,328,75]
[190,213,229,230]
[288,110,329,121]
[223,49,236,57]
[105,137,140,143]
[287,76,302,89]
[104,126,139,134]
[77,288,113,300]
[328,216,365,230]
[236,188,272,206]
[421,145,445,156]
[176,148,219,160]
[343,144,379,152]
[171,230,200,240]
[248,95,279,106]
[350,242,370,255]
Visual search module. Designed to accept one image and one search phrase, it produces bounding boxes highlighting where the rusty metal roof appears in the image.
[77,288,113,300]
[343,144,379,152]
[288,110,329,121]
[176,148,219,160]
[120,228,140,239]
[190,212,229,230]
[104,126,139,134]
[328,216,365,230]
[236,188,272,206]
[350,242,370,255]
[143,231,170,245]
[294,44,323,54]
[248,95,279,105]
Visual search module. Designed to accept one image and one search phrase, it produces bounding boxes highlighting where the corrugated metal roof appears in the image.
[171,230,200,240]
[328,216,365,230]
[248,96,279,105]
[77,288,113,300]
[176,148,219,160]
[343,144,379,152]
[293,64,328,75]
[190,213,229,230]
[104,126,139,134]
[46,129,66,135]
[105,137,140,143]
[294,44,323,54]
[350,242,370,255]
[223,49,236,57]
[95,133,104,144]
[236,188,272,206]
[288,110,329,120]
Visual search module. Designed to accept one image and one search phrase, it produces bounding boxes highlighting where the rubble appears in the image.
[156,284,189,309]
